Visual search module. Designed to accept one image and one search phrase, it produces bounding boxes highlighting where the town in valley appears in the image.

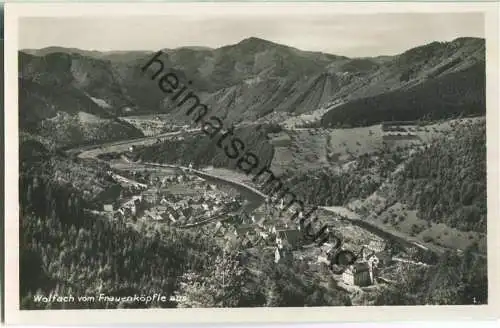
[18,14,488,309]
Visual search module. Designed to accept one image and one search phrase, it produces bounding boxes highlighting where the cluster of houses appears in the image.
[103,167,395,288]
[210,211,302,249]
[120,170,200,188]
[104,169,243,227]
[103,195,144,219]
[214,210,393,288]
[142,190,240,225]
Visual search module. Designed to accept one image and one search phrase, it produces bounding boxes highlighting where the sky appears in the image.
[19,12,484,57]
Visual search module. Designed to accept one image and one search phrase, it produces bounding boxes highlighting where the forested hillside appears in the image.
[375,246,487,305]
[20,137,120,205]
[19,177,215,309]
[321,62,485,128]
[283,151,403,206]
[393,119,486,233]
[137,125,275,170]
[19,53,145,147]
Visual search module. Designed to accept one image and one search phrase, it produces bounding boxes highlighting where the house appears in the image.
[149,213,164,221]
[342,262,374,287]
[274,246,293,264]
[373,251,392,266]
[157,206,167,213]
[234,224,255,236]
[103,204,114,212]
[229,215,245,225]
[122,206,133,217]
[276,198,284,210]
[178,200,189,208]
[167,212,178,223]
[259,231,270,239]
[183,207,195,218]
[275,229,302,249]
[214,221,227,235]
[121,201,137,216]
[257,216,268,228]
[308,262,324,272]
[159,212,171,221]
[359,243,391,267]
[321,242,337,254]
[367,240,386,253]
[317,254,330,265]
[271,224,288,235]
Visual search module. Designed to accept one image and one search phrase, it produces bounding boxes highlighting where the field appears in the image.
[269,117,481,174]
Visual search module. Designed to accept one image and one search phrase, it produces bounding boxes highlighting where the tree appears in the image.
[176,251,250,308]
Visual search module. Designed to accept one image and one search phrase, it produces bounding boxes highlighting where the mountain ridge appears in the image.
[21,36,484,59]
[19,36,485,146]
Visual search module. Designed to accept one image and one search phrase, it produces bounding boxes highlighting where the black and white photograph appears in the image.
[3,2,500,325]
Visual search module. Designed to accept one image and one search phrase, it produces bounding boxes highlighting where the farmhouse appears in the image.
[342,262,374,287]
[234,224,255,236]
[274,246,293,264]
[275,229,302,249]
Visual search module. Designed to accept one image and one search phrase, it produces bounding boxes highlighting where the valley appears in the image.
[18,36,488,309]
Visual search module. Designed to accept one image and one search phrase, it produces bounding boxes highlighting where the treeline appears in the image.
[321,62,485,128]
[394,119,486,232]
